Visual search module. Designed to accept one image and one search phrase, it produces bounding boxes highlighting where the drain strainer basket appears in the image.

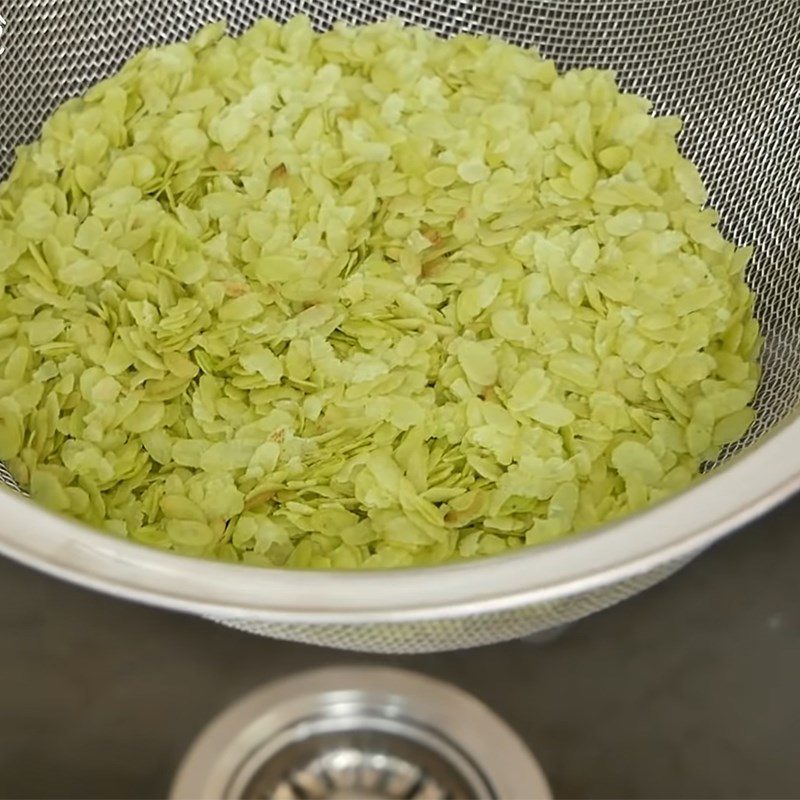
[170,667,550,799]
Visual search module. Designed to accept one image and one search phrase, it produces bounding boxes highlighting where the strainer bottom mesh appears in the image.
[210,555,690,652]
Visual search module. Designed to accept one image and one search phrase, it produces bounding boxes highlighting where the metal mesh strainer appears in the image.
[0,0,799,653]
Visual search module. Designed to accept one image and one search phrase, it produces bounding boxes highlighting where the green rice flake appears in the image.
[0,16,760,569]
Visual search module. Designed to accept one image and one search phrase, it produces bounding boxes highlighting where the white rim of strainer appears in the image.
[0,413,797,623]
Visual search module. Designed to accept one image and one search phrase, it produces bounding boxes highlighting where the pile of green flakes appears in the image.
[0,17,760,568]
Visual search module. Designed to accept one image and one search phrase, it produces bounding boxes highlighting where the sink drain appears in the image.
[170,667,550,800]
[241,723,489,799]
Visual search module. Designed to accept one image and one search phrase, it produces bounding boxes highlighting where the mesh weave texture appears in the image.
[210,555,689,653]
[1,0,798,651]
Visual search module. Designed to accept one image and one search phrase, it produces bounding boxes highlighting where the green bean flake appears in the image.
[0,16,760,568]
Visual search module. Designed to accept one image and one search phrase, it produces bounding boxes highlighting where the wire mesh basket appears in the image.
[0,0,798,652]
